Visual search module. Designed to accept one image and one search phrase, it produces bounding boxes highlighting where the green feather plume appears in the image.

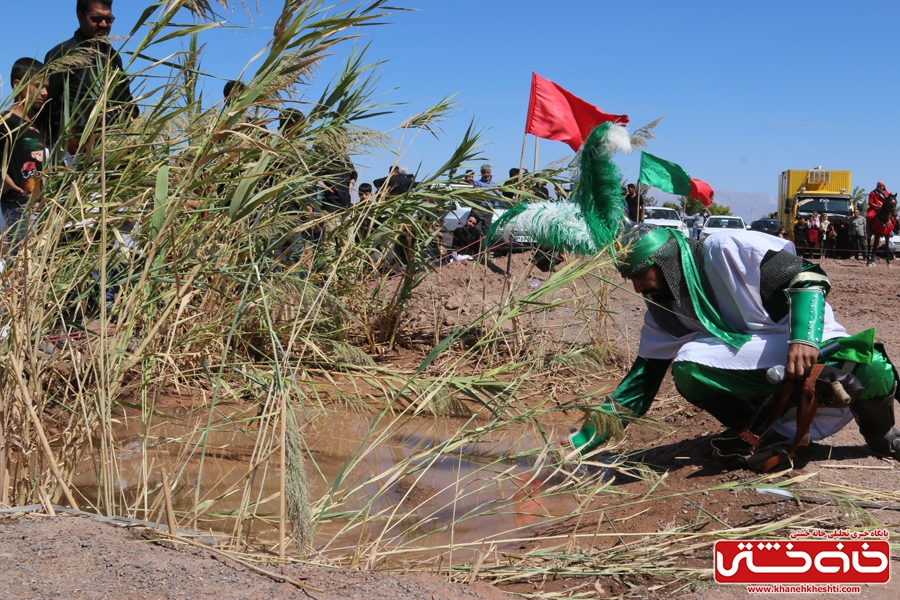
[572,122,629,251]
[486,122,630,256]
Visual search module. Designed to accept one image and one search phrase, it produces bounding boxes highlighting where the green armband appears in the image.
[567,357,671,457]
[785,288,825,348]
[568,401,619,455]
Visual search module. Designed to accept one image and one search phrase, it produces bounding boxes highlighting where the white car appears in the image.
[642,207,689,236]
[698,216,748,241]
[886,232,900,257]
[441,198,532,249]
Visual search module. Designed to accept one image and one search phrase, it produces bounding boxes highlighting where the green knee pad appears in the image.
[850,347,897,399]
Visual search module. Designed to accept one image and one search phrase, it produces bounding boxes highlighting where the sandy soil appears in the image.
[0,514,506,600]
[3,254,898,599]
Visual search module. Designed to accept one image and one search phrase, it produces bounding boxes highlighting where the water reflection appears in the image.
[72,408,578,559]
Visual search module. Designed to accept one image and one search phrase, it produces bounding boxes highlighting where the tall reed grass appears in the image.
[1,3,865,593]
[0,0,605,551]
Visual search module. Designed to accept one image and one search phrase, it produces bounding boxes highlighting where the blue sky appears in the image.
[2,1,897,218]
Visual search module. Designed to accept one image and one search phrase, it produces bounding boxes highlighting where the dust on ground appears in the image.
[3,253,899,599]
[0,514,506,600]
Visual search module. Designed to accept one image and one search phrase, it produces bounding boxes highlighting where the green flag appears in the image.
[639,152,692,196]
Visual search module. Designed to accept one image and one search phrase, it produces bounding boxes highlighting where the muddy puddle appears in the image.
[71,406,580,562]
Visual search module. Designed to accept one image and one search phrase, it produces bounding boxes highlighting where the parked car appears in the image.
[749,217,780,236]
[864,232,900,259]
[885,232,900,257]
[698,216,748,241]
[440,197,532,251]
[642,207,689,236]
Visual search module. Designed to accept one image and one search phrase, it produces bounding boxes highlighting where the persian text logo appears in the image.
[713,540,890,585]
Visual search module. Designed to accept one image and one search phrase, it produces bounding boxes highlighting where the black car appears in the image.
[750,218,780,236]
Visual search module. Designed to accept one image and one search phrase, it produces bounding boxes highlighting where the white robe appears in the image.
[636,230,852,440]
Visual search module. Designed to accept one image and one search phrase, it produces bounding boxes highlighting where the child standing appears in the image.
[1,58,48,247]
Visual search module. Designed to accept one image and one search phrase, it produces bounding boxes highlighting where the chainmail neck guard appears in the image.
[640,236,716,338]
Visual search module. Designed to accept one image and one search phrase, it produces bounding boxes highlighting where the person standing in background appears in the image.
[819,213,831,258]
[624,183,643,222]
[2,58,49,247]
[44,0,136,150]
[850,209,867,260]
[693,210,707,239]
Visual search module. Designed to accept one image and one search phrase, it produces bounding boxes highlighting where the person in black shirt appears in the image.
[2,58,48,247]
[452,215,485,255]
[43,0,136,148]
[318,154,357,212]
[373,166,413,198]
[624,183,643,222]
[532,181,550,200]
[502,167,524,199]
[793,218,810,259]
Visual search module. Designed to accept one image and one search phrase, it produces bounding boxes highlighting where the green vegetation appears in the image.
[0,0,611,559]
[852,185,867,210]
[0,2,883,594]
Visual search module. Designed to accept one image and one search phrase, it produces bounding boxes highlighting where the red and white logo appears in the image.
[714,540,890,584]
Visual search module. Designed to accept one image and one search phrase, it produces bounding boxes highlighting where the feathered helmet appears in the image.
[489,123,675,275]
[489,122,632,259]
[490,123,748,349]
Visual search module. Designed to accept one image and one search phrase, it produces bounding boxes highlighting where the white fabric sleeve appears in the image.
[638,310,700,360]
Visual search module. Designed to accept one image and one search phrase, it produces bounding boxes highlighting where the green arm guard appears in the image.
[792,260,831,294]
[785,287,826,348]
[568,357,671,455]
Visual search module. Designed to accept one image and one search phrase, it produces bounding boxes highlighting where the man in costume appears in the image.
[569,224,900,469]
[487,122,900,470]
[868,181,890,219]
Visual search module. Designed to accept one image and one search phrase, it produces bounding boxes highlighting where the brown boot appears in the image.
[850,390,900,460]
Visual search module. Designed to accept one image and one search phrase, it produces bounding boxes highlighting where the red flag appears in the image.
[689,178,714,206]
[525,72,628,151]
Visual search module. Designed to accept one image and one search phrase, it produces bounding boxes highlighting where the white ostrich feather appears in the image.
[501,201,601,256]
[604,123,632,155]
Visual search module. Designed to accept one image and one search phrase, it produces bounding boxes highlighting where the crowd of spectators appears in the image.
[1,1,573,282]
[3,1,133,245]
[791,207,876,261]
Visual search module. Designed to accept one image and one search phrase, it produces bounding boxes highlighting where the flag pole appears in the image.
[518,131,527,176]
[637,164,642,223]
[521,72,533,179]
[533,138,540,174]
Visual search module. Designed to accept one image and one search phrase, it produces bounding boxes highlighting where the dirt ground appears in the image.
[0,513,507,600]
[2,253,899,599]
[410,253,900,599]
